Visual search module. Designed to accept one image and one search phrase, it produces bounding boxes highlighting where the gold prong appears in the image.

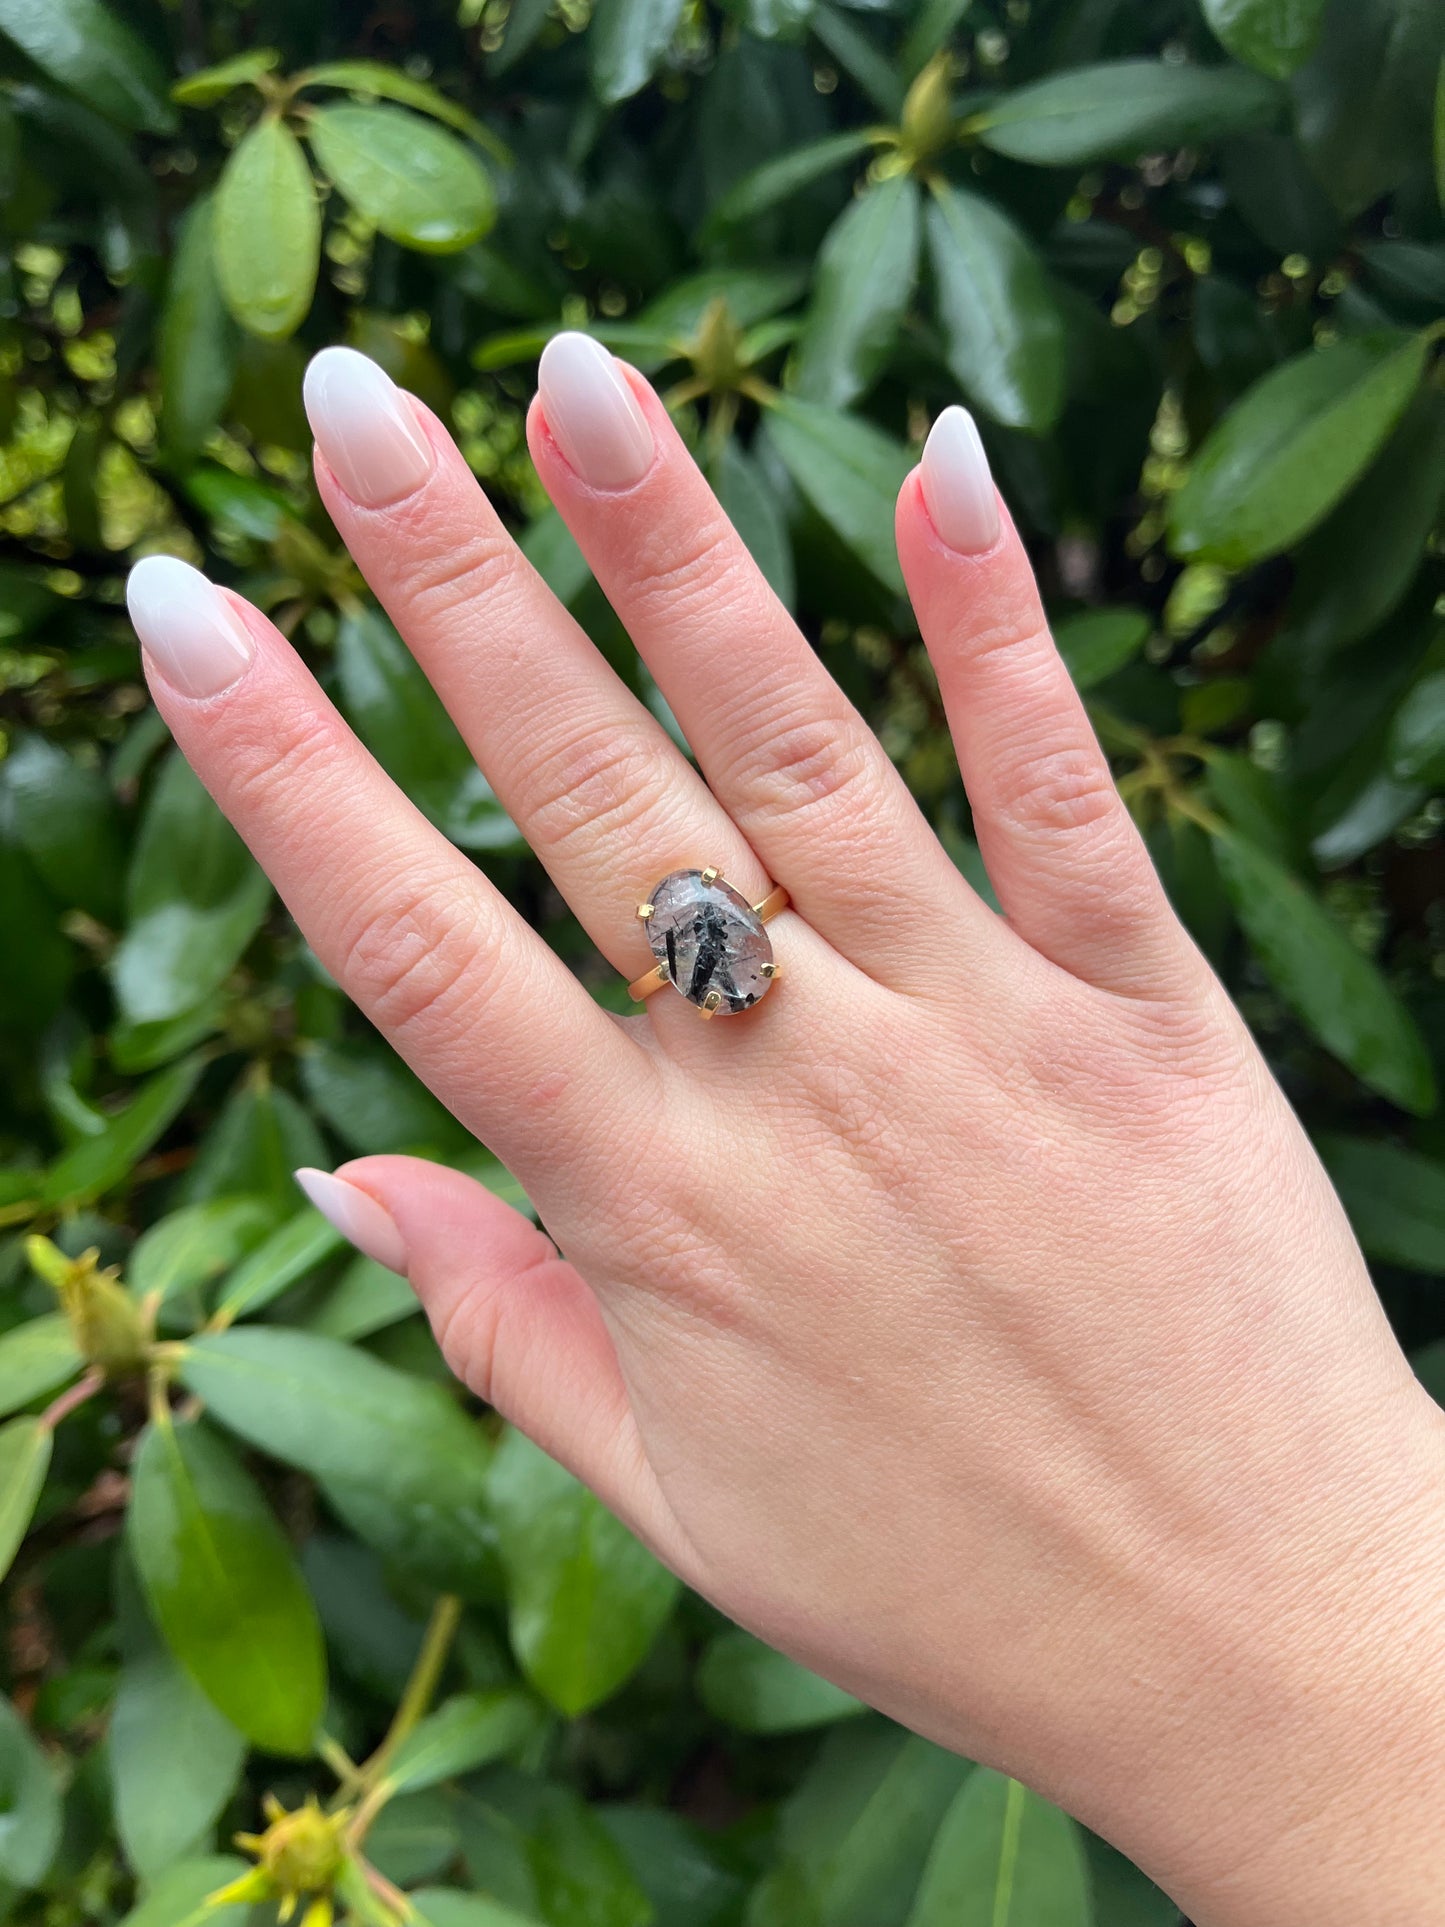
[637,902,655,921]
[701,866,720,885]
[699,989,723,1018]
[760,961,779,979]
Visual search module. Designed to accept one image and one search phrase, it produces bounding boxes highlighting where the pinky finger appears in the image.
[296,1158,690,1573]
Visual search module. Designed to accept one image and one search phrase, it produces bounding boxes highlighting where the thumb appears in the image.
[294,1156,683,1566]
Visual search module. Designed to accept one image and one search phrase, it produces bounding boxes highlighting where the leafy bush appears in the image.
[0,0,1442,1922]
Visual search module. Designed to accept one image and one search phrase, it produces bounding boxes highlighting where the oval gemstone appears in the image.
[645,870,774,1015]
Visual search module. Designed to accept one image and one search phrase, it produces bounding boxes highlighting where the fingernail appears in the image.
[302,346,434,508]
[295,1168,409,1276]
[537,332,654,490]
[920,405,1000,555]
[126,555,254,699]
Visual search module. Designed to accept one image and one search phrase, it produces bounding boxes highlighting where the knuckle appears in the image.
[225,699,338,815]
[340,884,496,1040]
[993,739,1121,839]
[516,722,679,856]
[401,525,519,624]
[626,514,738,628]
[732,704,877,824]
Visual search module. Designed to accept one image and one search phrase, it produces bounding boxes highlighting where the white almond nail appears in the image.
[537,332,654,491]
[303,346,434,508]
[126,555,254,699]
[295,1168,409,1276]
[920,405,1001,554]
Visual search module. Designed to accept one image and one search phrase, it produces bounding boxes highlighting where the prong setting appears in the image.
[699,989,724,1019]
[637,902,655,921]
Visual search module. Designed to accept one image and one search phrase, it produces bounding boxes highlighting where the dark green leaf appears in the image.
[160,196,237,461]
[385,1690,541,1793]
[487,1426,680,1715]
[765,395,911,594]
[698,1630,865,1734]
[0,1692,59,1886]
[43,1054,205,1206]
[309,105,496,253]
[908,1770,1091,1927]
[297,61,511,165]
[600,1808,743,1927]
[811,4,904,117]
[1201,0,1327,78]
[111,750,272,1026]
[172,50,280,107]
[212,1207,344,1322]
[1209,827,1435,1113]
[973,60,1279,164]
[711,438,796,610]
[1292,0,1445,217]
[796,178,919,409]
[128,1197,278,1308]
[1081,1835,1178,1926]
[128,1414,326,1756]
[706,130,874,234]
[1054,608,1151,689]
[516,1786,653,1927]
[1317,1135,1445,1272]
[926,183,1065,433]
[336,607,520,851]
[1168,332,1430,568]
[0,731,125,921]
[589,0,688,104]
[214,115,320,339]
[413,1894,546,1927]
[0,1418,51,1584]
[180,1078,327,1217]
[901,0,974,83]
[364,1789,460,1888]
[0,1315,80,1418]
[303,1253,420,1342]
[0,0,175,133]
[180,1326,500,1599]
[1387,669,1445,786]
[299,1035,468,1155]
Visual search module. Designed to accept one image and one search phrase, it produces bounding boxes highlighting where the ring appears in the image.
[628,868,789,1019]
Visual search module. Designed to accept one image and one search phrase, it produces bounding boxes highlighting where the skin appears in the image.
[139,363,1445,1923]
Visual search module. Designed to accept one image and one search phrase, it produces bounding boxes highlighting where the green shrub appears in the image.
[0,0,1442,1921]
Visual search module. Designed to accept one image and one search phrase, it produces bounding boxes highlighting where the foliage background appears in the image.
[0,0,1443,1921]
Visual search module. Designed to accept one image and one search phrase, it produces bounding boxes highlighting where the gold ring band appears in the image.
[631,874,793,1017]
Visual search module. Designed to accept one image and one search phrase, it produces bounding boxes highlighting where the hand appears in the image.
[126,337,1445,1926]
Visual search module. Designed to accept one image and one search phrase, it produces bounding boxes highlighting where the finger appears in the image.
[126,555,645,1185]
[301,347,773,989]
[895,407,1194,996]
[296,1159,690,1570]
[527,334,992,993]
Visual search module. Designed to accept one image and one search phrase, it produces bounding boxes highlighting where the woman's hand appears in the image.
[126,338,1445,1925]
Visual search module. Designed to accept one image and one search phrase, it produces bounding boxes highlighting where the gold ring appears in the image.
[628,868,789,1019]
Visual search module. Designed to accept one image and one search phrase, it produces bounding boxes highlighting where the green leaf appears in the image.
[111,1559,247,1879]
[925,183,1065,434]
[296,61,511,164]
[299,1035,468,1156]
[128,1197,278,1308]
[0,1418,51,1584]
[1081,1835,1178,1927]
[752,1723,972,1927]
[520,509,592,610]
[336,608,520,850]
[160,197,237,461]
[1292,0,1445,218]
[0,0,176,133]
[711,438,795,610]
[765,395,911,595]
[0,1691,61,1887]
[180,1327,501,1599]
[115,1855,252,1927]
[0,730,125,922]
[796,178,919,410]
[811,3,904,117]
[43,1054,205,1206]
[213,115,320,340]
[309,104,496,254]
[706,130,873,233]
[973,59,1279,164]
[1317,1135,1445,1272]
[697,1630,865,1734]
[487,1426,681,1715]
[589,0,688,104]
[412,1894,547,1927]
[1168,332,1431,568]
[181,1078,326,1217]
[127,1413,326,1757]
[212,1206,343,1323]
[0,1315,80,1418]
[172,50,280,107]
[1387,669,1445,787]
[1209,827,1435,1114]
[1054,608,1151,689]
[1286,387,1445,660]
[1201,0,1327,78]
[384,1689,541,1793]
[1437,54,1445,212]
[303,1253,420,1342]
[907,1770,1091,1927]
[111,750,273,1027]
[901,0,974,82]
[366,1789,461,1888]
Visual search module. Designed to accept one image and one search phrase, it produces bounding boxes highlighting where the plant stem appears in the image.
[39,1367,104,1433]
[353,1591,461,1802]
